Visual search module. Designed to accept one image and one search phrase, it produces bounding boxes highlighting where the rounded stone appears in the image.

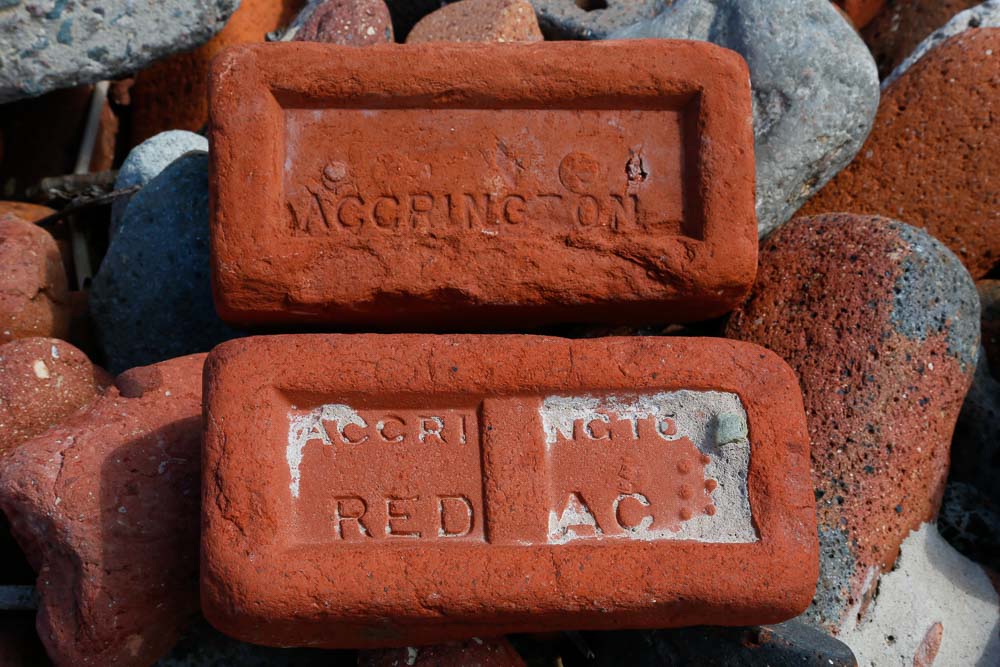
[834,0,887,28]
[111,130,208,238]
[0,215,71,344]
[800,29,1000,278]
[950,350,1000,507]
[726,213,980,632]
[532,0,667,40]
[612,0,880,237]
[407,0,542,43]
[90,152,241,373]
[292,0,394,44]
[0,337,111,456]
[0,201,55,223]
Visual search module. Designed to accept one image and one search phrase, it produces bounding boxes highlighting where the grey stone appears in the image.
[111,130,208,239]
[611,0,880,237]
[530,0,668,39]
[938,480,1000,573]
[91,152,241,374]
[883,0,1000,89]
[0,0,240,103]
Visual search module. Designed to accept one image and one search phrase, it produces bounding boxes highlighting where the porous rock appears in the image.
[726,213,980,632]
[835,523,1000,665]
[286,0,394,43]
[531,0,667,40]
[938,480,1000,572]
[406,0,541,43]
[799,29,1000,278]
[882,0,1000,86]
[0,337,110,456]
[612,0,880,237]
[0,0,240,103]
[0,215,70,344]
[0,354,206,666]
[863,0,982,78]
[111,131,208,239]
[91,152,241,374]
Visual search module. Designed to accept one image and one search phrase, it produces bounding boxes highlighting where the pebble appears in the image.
[406,0,542,43]
[0,215,71,344]
[90,152,241,374]
[0,354,206,666]
[863,1,983,78]
[835,523,999,665]
[287,0,394,43]
[0,337,111,456]
[726,213,980,632]
[611,0,880,237]
[800,29,1000,277]
[531,0,666,39]
[111,130,209,238]
[359,638,526,666]
[950,350,1000,506]
[129,0,303,142]
[938,480,1000,572]
[0,0,239,103]
[0,201,55,223]
[882,0,1000,86]
[584,622,858,666]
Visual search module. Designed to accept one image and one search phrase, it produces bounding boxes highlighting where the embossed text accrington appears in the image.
[209,41,757,328]
[201,335,818,648]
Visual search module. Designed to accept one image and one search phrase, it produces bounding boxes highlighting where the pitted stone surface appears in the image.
[726,213,980,632]
[285,0,394,43]
[0,354,206,666]
[202,335,816,647]
[800,29,1000,278]
[407,0,541,43]
[0,0,240,103]
[612,0,880,237]
[0,337,110,456]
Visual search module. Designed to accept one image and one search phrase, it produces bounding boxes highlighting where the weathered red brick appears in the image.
[0,215,71,344]
[209,41,757,328]
[201,335,816,648]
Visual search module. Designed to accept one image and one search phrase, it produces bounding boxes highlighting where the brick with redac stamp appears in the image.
[208,40,757,329]
[201,334,817,648]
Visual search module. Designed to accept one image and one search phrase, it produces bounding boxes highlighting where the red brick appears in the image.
[208,41,757,328]
[201,335,816,648]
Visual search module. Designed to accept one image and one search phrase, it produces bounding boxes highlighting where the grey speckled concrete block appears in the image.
[883,0,1000,89]
[0,0,240,103]
[612,0,880,237]
[91,152,241,373]
[530,0,668,39]
[111,130,208,239]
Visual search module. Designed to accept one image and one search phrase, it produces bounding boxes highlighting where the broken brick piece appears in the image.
[201,335,816,648]
[208,41,757,328]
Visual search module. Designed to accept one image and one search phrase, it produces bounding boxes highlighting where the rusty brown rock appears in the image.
[0,216,71,344]
[359,637,526,666]
[0,338,111,456]
[0,354,206,666]
[799,29,1000,278]
[726,213,980,632]
[406,0,542,43]
[863,0,980,78]
[0,202,55,223]
[291,0,394,44]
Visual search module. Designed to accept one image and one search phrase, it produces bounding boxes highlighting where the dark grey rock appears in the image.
[583,622,857,666]
[156,621,346,666]
[611,0,880,237]
[938,480,1000,573]
[91,152,241,373]
[950,350,1000,506]
[0,0,240,103]
[531,0,668,39]
[111,130,208,239]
